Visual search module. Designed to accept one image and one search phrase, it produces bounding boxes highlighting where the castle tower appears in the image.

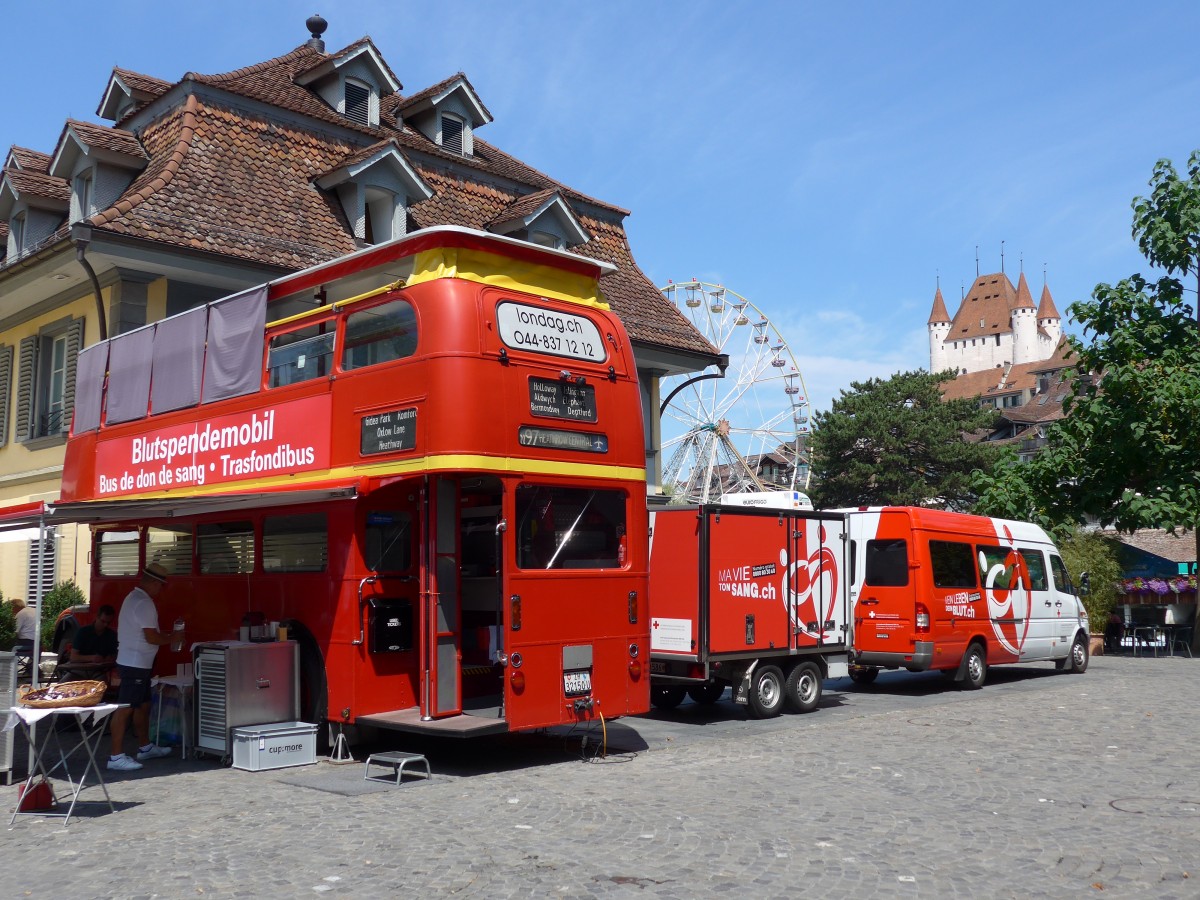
[927,285,951,373]
[1011,272,1038,364]
[1037,283,1062,350]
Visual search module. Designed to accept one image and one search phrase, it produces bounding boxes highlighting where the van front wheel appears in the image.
[1067,634,1089,674]
[961,644,986,690]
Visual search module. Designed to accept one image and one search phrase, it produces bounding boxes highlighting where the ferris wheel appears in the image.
[658,280,811,504]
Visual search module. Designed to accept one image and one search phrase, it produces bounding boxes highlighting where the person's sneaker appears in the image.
[136,744,174,761]
[108,754,143,771]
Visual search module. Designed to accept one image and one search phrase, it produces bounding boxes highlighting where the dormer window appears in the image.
[72,171,93,222]
[316,141,433,248]
[345,79,371,127]
[364,187,401,244]
[441,114,465,155]
[529,230,563,250]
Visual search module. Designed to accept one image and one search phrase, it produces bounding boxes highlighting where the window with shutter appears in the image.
[0,343,11,447]
[26,530,57,602]
[345,81,370,126]
[15,334,36,441]
[441,115,464,155]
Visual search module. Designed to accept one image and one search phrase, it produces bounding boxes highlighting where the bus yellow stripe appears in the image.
[408,247,610,310]
[104,454,645,501]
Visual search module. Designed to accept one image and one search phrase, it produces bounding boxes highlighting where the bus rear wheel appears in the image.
[784,661,822,713]
[746,665,785,719]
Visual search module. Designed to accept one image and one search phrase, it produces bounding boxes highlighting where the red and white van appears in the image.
[845,507,1089,688]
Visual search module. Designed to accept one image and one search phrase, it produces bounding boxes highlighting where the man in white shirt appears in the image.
[108,563,185,772]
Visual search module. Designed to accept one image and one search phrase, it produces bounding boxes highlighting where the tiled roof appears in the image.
[112,67,172,96]
[7,146,51,172]
[1111,528,1196,564]
[487,188,561,225]
[2,168,69,203]
[945,272,1019,341]
[1037,283,1060,319]
[927,286,950,324]
[3,39,715,360]
[64,119,149,159]
[940,340,1074,403]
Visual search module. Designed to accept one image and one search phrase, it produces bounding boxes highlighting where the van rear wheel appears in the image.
[784,661,822,713]
[687,682,726,705]
[961,644,986,690]
[651,686,686,710]
[746,665,785,719]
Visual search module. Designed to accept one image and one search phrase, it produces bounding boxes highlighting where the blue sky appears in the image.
[6,1,1200,415]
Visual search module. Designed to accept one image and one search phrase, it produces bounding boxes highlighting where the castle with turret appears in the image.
[928,271,1061,375]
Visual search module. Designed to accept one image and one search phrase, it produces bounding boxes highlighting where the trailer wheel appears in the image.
[746,665,785,719]
[848,665,878,686]
[651,686,687,710]
[1066,633,1089,674]
[687,682,726,705]
[784,661,822,713]
[961,643,986,690]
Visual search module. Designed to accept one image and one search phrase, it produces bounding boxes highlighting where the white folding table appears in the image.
[4,703,123,826]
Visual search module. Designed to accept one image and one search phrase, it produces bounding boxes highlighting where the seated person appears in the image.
[69,605,119,668]
[10,598,37,675]
[1104,611,1125,652]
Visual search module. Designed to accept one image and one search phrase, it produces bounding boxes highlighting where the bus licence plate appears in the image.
[564,671,591,695]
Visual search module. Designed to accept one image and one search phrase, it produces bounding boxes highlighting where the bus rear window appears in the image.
[364,511,412,573]
[516,485,626,570]
[97,530,140,576]
[342,298,417,371]
[199,521,255,574]
[865,539,908,587]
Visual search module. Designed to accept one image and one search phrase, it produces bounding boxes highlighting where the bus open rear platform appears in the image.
[357,708,510,738]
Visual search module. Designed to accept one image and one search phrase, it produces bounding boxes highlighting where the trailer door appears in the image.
[789,515,847,650]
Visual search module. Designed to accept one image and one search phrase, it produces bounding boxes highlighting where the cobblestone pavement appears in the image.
[3,654,1198,898]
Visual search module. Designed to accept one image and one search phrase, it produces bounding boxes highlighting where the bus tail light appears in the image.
[628,590,638,624]
[510,594,521,631]
[629,659,642,680]
[916,603,930,633]
[510,670,526,692]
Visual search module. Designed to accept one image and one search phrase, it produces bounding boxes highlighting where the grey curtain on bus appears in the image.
[202,286,267,403]
[151,306,207,413]
[72,342,108,433]
[106,325,156,424]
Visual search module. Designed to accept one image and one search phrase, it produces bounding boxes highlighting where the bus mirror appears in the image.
[1079,571,1090,596]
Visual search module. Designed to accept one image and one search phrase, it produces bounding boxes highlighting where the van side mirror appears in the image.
[1079,571,1090,597]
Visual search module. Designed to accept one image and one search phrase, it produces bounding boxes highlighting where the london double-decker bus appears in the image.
[53,226,650,743]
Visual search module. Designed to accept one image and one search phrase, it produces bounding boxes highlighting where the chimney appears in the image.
[306,14,328,52]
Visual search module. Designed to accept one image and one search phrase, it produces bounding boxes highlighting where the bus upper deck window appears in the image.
[268,323,335,388]
[342,298,417,371]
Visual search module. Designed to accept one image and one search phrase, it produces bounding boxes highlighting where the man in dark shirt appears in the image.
[70,605,118,664]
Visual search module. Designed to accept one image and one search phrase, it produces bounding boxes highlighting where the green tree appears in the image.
[974,150,1200,641]
[39,580,85,651]
[809,369,1001,510]
[1057,529,1122,635]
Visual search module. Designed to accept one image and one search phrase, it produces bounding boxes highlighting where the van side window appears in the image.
[865,539,908,586]
[849,540,857,586]
[977,546,1017,590]
[1049,555,1073,593]
[1019,549,1049,591]
[930,540,977,588]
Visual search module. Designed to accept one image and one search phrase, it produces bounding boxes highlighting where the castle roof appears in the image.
[945,272,1019,342]
[1037,283,1060,320]
[927,286,950,324]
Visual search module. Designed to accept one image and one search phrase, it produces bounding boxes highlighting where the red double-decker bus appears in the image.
[53,226,650,743]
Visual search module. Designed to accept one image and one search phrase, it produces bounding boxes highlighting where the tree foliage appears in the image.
[39,580,86,651]
[974,152,1200,540]
[1057,529,1122,633]
[809,369,1001,510]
